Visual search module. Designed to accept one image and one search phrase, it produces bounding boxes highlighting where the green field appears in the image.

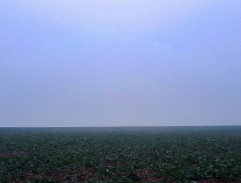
[0,127,241,183]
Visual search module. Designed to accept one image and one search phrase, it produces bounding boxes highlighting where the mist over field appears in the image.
[1,1,241,180]
[1,0,241,127]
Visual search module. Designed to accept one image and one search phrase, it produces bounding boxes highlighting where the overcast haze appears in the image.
[1,0,241,127]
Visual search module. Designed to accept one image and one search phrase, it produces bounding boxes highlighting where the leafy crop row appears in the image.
[0,127,240,182]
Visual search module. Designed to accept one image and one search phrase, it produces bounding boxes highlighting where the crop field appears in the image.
[0,126,241,183]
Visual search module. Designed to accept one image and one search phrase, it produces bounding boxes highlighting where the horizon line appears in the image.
[1,125,241,128]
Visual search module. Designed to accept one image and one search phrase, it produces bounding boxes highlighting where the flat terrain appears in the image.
[0,126,241,182]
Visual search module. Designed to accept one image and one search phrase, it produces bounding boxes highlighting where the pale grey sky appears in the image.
[0,0,241,127]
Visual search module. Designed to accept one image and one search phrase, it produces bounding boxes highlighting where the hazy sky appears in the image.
[1,0,241,127]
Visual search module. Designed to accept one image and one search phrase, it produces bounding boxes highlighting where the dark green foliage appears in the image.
[0,127,240,182]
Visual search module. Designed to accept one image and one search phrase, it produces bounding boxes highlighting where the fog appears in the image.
[1,0,241,127]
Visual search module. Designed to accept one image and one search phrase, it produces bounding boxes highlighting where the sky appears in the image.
[0,0,241,127]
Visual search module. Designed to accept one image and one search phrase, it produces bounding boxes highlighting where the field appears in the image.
[0,126,241,183]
